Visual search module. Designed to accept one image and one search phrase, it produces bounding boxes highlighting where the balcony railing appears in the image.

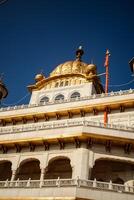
[0,178,134,194]
[0,89,134,112]
[0,119,133,135]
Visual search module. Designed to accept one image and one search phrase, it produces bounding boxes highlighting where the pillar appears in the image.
[71,148,90,179]
[39,154,48,187]
[39,168,45,187]
[88,150,95,179]
[10,169,17,182]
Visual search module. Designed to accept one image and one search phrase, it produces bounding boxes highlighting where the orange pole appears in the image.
[104,50,110,127]
[105,64,109,93]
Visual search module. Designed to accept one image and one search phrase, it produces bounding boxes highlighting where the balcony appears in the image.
[0,178,133,200]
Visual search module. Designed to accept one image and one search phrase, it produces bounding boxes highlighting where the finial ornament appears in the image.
[106,49,110,56]
[76,46,84,61]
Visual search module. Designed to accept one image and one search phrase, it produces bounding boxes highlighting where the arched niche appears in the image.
[90,159,134,184]
[0,160,12,181]
[16,158,41,180]
[44,157,72,179]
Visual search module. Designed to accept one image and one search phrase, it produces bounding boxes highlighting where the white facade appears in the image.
[0,57,134,200]
[30,82,96,105]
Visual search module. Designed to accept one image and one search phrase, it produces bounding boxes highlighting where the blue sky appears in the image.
[0,0,134,106]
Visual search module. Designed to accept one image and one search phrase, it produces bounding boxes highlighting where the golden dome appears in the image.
[28,47,104,94]
[35,74,44,82]
[50,60,88,77]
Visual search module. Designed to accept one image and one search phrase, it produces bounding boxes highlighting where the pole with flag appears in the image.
[104,49,110,126]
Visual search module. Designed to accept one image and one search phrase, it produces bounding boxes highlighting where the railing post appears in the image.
[10,169,17,187]
[108,180,113,190]
[26,178,31,187]
[56,177,60,187]
[66,120,68,127]
[82,119,86,126]
[51,122,54,129]
[4,179,8,187]
[76,176,80,187]
[124,183,129,192]
[15,178,19,187]
[93,178,97,188]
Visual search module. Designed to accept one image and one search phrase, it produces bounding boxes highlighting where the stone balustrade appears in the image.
[0,178,133,194]
[0,119,133,135]
[0,89,134,112]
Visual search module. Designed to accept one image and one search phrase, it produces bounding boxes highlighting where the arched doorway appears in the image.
[16,159,40,180]
[0,161,12,181]
[44,157,72,179]
[90,159,134,183]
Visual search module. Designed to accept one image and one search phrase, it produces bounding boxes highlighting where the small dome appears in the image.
[86,64,96,74]
[35,74,44,82]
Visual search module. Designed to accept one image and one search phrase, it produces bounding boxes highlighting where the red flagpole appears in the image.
[104,49,110,126]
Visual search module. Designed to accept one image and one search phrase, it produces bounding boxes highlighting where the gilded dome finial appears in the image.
[76,46,84,61]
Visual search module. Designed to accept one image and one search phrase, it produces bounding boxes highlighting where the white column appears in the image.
[10,169,17,182]
[88,150,95,180]
[71,148,89,179]
[39,154,48,187]
[40,168,45,187]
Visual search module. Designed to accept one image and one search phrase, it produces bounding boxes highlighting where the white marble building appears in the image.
[0,49,134,200]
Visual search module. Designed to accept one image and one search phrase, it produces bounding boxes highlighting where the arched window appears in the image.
[65,81,69,86]
[55,94,64,101]
[60,81,64,87]
[55,82,59,88]
[70,92,80,99]
[40,96,49,104]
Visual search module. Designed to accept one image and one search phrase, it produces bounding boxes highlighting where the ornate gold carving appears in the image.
[50,61,88,77]
[28,59,104,93]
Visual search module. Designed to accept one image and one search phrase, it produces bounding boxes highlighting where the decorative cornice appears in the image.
[0,98,133,122]
[0,120,133,148]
